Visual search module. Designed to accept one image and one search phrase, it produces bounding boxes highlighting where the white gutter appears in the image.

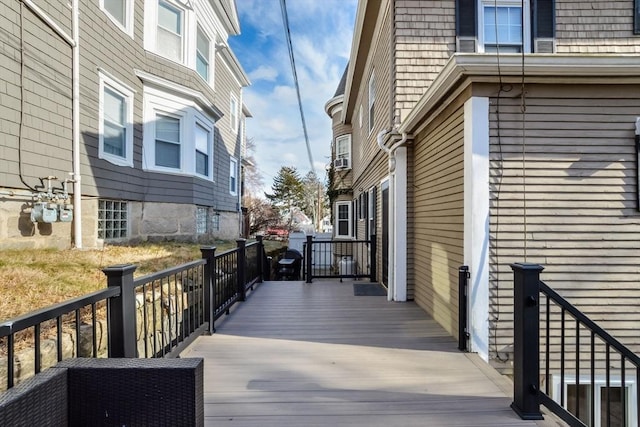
[71,0,81,248]
[22,0,82,248]
[377,129,408,301]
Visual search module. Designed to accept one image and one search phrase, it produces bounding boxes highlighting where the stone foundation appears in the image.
[0,190,240,249]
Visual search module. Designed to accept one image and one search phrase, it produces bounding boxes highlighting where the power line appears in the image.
[279,0,315,174]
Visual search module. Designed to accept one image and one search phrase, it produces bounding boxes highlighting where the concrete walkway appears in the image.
[182,280,563,427]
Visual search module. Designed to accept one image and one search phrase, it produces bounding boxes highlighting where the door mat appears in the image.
[353,283,387,296]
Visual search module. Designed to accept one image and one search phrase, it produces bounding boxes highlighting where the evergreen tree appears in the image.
[265,166,307,230]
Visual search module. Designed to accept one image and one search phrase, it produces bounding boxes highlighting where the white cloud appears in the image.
[231,0,358,195]
[248,65,279,82]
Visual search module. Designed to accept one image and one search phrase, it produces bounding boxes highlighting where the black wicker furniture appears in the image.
[0,357,204,427]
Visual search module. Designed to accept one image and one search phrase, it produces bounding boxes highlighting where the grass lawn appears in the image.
[0,240,285,322]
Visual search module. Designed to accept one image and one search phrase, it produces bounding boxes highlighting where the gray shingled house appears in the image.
[0,0,250,249]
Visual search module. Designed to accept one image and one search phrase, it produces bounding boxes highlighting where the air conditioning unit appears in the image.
[334,158,349,169]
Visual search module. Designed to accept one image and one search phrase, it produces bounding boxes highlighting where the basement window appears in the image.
[196,206,207,234]
[98,200,128,240]
[553,375,638,427]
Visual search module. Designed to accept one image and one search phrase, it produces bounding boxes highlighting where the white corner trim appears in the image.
[463,96,490,361]
[394,146,408,301]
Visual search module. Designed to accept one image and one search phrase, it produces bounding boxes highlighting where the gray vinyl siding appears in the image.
[80,0,224,207]
[1,0,241,208]
[0,2,73,190]
[211,56,243,212]
[486,83,640,371]
[411,101,465,338]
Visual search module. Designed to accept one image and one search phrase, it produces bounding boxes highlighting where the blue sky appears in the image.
[228,0,358,195]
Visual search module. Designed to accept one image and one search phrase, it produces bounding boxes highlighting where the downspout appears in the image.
[377,129,408,301]
[22,0,81,248]
[71,0,82,248]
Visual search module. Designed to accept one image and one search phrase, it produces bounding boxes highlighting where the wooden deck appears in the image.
[182,280,561,426]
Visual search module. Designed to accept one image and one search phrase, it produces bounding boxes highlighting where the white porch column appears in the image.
[393,146,407,301]
[463,97,490,361]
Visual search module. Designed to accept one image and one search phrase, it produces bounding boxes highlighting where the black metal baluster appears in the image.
[7,334,14,389]
[56,316,62,361]
[561,309,565,407]
[75,309,81,357]
[621,355,626,427]
[142,283,149,357]
[591,331,595,427]
[545,297,550,395]
[575,318,580,421]
[151,280,157,357]
[34,324,41,374]
[606,343,611,427]
[91,303,97,358]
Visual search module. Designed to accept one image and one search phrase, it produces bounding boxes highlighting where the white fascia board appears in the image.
[219,47,251,87]
[463,96,490,362]
[400,54,640,135]
[324,95,344,117]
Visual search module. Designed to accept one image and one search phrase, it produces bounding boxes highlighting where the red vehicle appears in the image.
[266,227,289,237]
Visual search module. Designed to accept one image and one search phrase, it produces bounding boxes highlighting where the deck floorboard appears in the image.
[183,280,558,426]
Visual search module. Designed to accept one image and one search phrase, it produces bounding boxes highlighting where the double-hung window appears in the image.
[196,25,210,81]
[335,134,351,169]
[140,76,216,180]
[155,114,181,169]
[101,0,133,37]
[456,0,552,53]
[482,1,526,53]
[336,202,352,238]
[103,88,127,157]
[230,94,238,133]
[144,1,219,86]
[229,157,238,195]
[99,72,134,167]
[157,0,183,62]
[195,123,210,176]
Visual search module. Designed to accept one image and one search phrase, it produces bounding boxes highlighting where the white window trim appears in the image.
[100,0,134,38]
[142,86,215,180]
[335,201,352,238]
[98,71,134,168]
[144,0,191,64]
[195,23,213,84]
[230,94,239,134]
[477,0,531,54]
[552,374,638,427]
[143,1,220,88]
[194,115,214,179]
[229,156,238,196]
[335,134,352,169]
